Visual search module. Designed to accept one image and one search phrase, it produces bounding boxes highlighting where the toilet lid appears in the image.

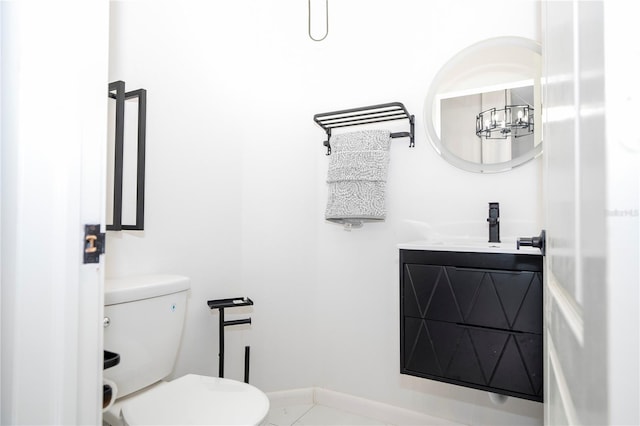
[122,374,270,425]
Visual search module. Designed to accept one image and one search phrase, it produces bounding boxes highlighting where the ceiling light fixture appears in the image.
[475,89,534,140]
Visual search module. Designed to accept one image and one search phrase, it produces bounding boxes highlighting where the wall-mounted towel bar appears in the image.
[107,80,146,231]
[314,102,415,155]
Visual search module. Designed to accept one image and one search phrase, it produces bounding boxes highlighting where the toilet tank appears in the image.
[103,275,190,399]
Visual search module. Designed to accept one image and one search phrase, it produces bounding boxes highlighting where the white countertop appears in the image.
[397,239,542,255]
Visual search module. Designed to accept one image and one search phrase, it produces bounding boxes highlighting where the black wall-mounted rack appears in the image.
[207,297,254,383]
[314,102,415,155]
[107,80,147,231]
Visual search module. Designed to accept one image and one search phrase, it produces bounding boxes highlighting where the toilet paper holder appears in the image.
[207,297,254,383]
[103,351,120,411]
[103,378,118,412]
[103,383,114,410]
[103,350,120,370]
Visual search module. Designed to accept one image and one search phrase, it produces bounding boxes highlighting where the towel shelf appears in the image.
[314,102,415,155]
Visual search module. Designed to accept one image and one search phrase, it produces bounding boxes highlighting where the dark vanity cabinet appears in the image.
[400,249,543,402]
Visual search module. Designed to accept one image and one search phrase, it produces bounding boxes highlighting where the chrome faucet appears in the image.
[487,202,500,243]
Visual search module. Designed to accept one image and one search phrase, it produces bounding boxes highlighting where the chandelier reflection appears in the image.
[475,89,534,140]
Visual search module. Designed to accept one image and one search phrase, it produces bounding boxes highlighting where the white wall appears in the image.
[107,1,543,424]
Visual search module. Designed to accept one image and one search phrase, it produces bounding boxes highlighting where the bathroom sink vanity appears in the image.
[399,242,543,402]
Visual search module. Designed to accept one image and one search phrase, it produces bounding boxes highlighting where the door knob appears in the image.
[517,230,546,255]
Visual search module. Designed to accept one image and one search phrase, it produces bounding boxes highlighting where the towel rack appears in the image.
[107,80,147,231]
[314,102,415,155]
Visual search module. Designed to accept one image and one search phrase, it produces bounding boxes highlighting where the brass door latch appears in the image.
[84,224,105,264]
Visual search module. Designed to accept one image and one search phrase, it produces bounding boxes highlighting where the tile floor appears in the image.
[265,402,391,426]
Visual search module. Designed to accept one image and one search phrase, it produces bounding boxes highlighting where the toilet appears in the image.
[103,274,269,426]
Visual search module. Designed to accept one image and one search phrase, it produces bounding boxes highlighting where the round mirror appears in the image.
[424,37,542,173]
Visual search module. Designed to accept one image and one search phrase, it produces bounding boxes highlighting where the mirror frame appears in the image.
[424,36,542,173]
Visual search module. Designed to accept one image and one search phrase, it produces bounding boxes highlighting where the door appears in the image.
[543,1,639,425]
[0,1,109,424]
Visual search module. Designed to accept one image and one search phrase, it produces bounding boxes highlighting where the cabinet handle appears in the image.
[456,322,526,334]
[451,267,525,274]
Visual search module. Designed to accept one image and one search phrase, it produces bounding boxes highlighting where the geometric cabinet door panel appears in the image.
[400,249,543,402]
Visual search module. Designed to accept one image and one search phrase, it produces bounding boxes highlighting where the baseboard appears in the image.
[265,387,315,407]
[266,387,464,426]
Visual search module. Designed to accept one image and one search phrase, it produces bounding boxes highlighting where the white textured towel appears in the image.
[325,130,391,227]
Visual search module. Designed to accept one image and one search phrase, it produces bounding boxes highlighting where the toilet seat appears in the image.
[121,374,270,425]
